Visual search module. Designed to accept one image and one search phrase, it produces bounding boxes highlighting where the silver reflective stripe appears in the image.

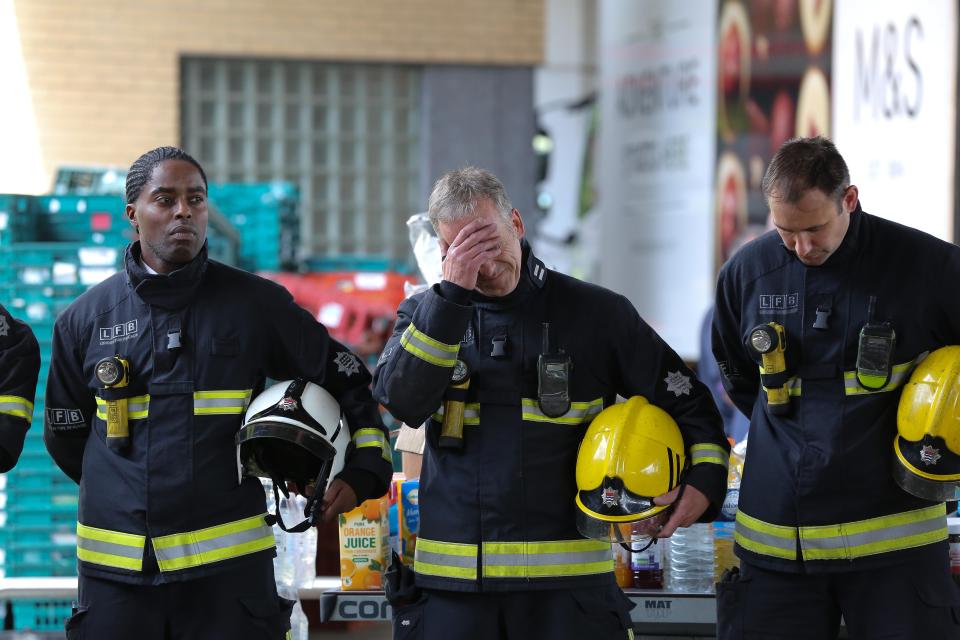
[127,397,150,418]
[786,377,801,396]
[801,516,945,554]
[77,537,144,561]
[400,324,459,367]
[690,444,729,468]
[153,523,273,565]
[483,549,612,567]
[194,397,247,410]
[353,431,387,447]
[521,398,603,425]
[414,549,478,569]
[0,399,32,419]
[432,404,480,424]
[735,517,798,561]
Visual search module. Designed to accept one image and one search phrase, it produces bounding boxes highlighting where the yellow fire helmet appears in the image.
[575,396,686,545]
[894,346,960,501]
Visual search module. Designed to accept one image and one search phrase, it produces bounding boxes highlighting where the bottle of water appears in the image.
[664,523,715,593]
[289,600,309,640]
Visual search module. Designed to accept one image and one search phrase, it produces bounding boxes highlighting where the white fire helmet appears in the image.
[236,379,350,498]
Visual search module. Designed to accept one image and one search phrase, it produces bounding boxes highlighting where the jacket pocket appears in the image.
[239,595,295,639]
[570,586,633,633]
[392,592,428,640]
[65,605,89,640]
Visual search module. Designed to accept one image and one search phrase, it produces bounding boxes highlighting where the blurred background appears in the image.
[0,0,957,637]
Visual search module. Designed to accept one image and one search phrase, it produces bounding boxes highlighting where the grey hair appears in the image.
[427,167,513,229]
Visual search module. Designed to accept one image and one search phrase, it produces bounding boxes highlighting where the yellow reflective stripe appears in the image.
[193,390,252,415]
[414,538,478,580]
[95,395,150,420]
[690,444,729,468]
[0,395,33,420]
[432,403,481,425]
[481,539,613,578]
[735,510,797,560]
[786,378,801,396]
[843,354,924,395]
[353,428,393,463]
[800,504,946,561]
[400,323,459,367]
[520,398,604,425]
[76,523,146,572]
[152,513,275,572]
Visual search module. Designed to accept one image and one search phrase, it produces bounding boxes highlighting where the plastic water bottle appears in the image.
[664,523,715,593]
[289,600,309,640]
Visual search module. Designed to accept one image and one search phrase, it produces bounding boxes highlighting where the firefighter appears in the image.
[0,304,40,471]
[43,147,393,639]
[712,136,960,639]
[373,167,729,639]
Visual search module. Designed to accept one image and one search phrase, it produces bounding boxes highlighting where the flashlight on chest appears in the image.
[96,356,131,451]
[748,323,791,415]
[439,359,471,449]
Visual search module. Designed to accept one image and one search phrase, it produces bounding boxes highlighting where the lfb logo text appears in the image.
[99,320,139,343]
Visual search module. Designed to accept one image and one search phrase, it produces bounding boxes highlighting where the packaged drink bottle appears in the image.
[630,523,663,589]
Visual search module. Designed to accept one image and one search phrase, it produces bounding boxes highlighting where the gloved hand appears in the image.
[384,551,420,607]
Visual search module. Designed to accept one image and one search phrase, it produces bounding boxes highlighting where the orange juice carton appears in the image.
[338,495,389,590]
[397,478,420,565]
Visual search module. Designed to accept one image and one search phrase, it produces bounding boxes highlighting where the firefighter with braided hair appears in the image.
[44,146,393,638]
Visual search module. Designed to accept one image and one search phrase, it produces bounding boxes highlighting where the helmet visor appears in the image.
[575,505,672,544]
[577,481,657,519]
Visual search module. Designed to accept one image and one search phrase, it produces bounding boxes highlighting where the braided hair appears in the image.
[125,146,208,204]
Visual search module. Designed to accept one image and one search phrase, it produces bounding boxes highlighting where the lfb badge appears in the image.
[278,397,299,412]
[601,487,619,507]
[920,445,941,466]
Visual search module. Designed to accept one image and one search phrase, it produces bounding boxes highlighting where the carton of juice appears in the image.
[338,495,389,591]
[397,478,420,565]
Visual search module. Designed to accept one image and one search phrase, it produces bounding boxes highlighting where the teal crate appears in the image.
[6,471,77,495]
[5,542,77,578]
[4,526,76,547]
[12,599,74,630]
[5,503,77,528]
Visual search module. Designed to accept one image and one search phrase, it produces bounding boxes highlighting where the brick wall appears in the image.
[12,0,543,187]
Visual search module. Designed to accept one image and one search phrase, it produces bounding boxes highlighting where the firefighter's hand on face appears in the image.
[652,484,711,538]
[439,219,502,291]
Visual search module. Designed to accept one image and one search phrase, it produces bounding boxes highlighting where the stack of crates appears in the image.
[208,182,300,272]
[0,240,124,631]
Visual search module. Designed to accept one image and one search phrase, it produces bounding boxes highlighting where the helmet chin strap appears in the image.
[264,459,333,533]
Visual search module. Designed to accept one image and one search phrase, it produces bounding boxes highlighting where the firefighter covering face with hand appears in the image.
[712,136,960,639]
[374,166,729,640]
[44,146,393,639]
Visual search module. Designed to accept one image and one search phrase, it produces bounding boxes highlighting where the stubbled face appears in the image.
[126,159,208,274]
[438,199,525,297]
[769,185,857,266]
